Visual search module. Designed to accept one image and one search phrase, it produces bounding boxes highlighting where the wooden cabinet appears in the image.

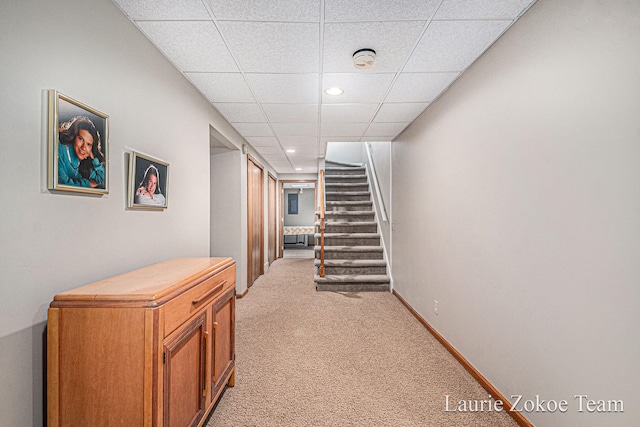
[47,258,236,427]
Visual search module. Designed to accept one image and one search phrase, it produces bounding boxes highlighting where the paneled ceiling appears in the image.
[112,0,536,173]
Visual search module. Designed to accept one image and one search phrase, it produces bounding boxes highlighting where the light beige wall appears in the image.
[392,1,639,426]
[0,0,239,424]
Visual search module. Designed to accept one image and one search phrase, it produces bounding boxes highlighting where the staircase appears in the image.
[314,161,390,292]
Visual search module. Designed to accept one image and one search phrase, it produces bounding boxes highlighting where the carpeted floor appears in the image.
[206,258,517,427]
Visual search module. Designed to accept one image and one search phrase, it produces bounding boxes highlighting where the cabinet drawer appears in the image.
[163,266,235,337]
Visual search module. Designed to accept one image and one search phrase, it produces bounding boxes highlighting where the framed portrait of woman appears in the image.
[127,151,169,210]
[47,90,109,194]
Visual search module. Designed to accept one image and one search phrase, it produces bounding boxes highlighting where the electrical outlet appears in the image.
[434,300,439,315]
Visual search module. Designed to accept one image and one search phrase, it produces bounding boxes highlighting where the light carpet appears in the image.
[206,258,517,427]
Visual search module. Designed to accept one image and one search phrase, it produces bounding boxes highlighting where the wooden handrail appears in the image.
[318,169,326,277]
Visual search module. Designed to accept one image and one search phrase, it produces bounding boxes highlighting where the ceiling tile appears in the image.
[374,103,429,123]
[322,73,395,104]
[217,22,319,73]
[386,72,460,102]
[435,0,535,19]
[205,0,320,21]
[325,0,440,21]
[114,0,210,20]
[321,123,369,137]
[404,20,512,72]
[255,146,285,155]
[272,123,319,137]
[214,103,266,122]
[262,104,319,122]
[364,122,409,137]
[185,73,254,103]
[279,136,319,147]
[323,21,425,73]
[321,104,378,123]
[136,21,237,72]
[246,136,280,147]
[232,123,274,137]
[246,74,320,104]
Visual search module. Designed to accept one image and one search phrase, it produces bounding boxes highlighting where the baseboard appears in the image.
[392,290,533,427]
[235,288,248,299]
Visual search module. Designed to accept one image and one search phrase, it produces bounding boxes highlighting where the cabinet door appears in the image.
[163,312,208,427]
[211,287,236,396]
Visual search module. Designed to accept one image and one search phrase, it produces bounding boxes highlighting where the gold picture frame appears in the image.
[47,90,109,194]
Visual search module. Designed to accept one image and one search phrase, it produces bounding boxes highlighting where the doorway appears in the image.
[280,180,317,259]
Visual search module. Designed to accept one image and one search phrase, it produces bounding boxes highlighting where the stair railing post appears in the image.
[319,169,325,277]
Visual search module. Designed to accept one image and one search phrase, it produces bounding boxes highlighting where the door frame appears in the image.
[279,179,317,258]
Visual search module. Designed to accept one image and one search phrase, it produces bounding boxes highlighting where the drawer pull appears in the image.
[192,281,226,306]
[202,331,209,397]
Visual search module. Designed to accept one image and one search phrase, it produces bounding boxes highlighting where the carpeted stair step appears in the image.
[322,210,375,222]
[325,166,365,176]
[324,174,367,183]
[314,274,390,292]
[314,245,383,259]
[325,191,370,202]
[315,221,377,233]
[325,182,369,192]
[326,200,373,212]
[314,259,387,275]
[315,232,380,247]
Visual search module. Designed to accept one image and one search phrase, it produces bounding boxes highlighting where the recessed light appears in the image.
[324,87,344,96]
[286,149,296,153]
[295,168,302,171]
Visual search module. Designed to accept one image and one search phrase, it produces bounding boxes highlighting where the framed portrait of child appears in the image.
[47,90,109,195]
[127,151,169,210]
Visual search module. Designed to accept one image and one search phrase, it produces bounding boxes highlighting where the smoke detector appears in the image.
[353,48,376,69]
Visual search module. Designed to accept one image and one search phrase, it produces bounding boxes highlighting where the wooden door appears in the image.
[247,156,264,287]
[268,173,277,264]
[211,287,236,397]
[163,312,207,427]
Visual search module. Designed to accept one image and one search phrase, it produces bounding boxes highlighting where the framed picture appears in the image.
[127,151,169,210]
[48,90,109,194]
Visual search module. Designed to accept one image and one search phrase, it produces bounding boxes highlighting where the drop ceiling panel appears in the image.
[246,74,320,104]
[279,136,319,147]
[404,20,512,72]
[323,21,425,73]
[214,103,266,123]
[205,0,320,21]
[272,123,319,137]
[246,136,280,147]
[321,104,379,123]
[322,73,395,104]
[364,122,410,137]
[136,21,237,72]
[185,73,254,103]
[217,22,319,73]
[374,103,430,123]
[231,123,274,137]
[435,0,535,19]
[262,104,319,123]
[325,0,440,21]
[256,146,287,155]
[115,0,210,19]
[386,72,460,102]
[321,123,369,137]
